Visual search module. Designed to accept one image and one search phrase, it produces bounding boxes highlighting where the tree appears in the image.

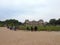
[56,19,60,25]
[4,19,23,30]
[31,26,33,31]
[0,21,5,27]
[26,26,29,30]
[34,26,37,31]
[49,19,56,25]
[5,19,20,26]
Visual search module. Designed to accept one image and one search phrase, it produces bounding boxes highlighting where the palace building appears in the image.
[25,19,45,26]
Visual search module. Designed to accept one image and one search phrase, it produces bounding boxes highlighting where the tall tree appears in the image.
[49,19,56,25]
[0,21,5,27]
[57,18,60,25]
[5,19,21,26]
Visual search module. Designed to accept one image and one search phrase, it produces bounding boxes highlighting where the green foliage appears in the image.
[26,26,30,31]
[49,19,56,25]
[18,25,60,31]
[18,25,26,30]
[34,26,38,31]
[5,19,19,26]
[56,19,60,25]
[0,21,5,27]
[0,18,60,31]
[49,18,60,25]
[31,26,33,31]
[38,25,60,31]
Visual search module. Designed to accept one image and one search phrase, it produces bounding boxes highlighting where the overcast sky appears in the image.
[0,0,60,22]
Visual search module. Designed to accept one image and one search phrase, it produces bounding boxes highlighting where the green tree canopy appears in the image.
[5,19,22,26]
[49,19,56,25]
[56,19,60,25]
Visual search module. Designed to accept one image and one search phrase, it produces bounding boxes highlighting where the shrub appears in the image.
[31,26,33,31]
[26,26,30,31]
[34,26,38,31]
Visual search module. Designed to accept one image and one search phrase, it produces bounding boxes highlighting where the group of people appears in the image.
[7,26,17,31]
[6,25,38,31]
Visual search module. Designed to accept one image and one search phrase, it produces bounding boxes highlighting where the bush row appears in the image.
[18,25,60,31]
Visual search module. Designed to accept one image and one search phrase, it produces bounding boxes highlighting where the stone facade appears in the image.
[25,19,44,26]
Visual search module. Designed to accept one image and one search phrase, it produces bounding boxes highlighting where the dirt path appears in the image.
[0,27,60,45]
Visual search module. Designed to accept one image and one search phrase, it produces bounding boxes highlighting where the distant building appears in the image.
[25,19,45,26]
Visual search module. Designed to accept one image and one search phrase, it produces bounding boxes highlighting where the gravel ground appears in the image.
[0,27,60,45]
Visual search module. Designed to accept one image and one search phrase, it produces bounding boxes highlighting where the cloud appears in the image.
[0,0,60,22]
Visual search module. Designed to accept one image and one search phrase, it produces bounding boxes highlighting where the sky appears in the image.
[0,0,60,22]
